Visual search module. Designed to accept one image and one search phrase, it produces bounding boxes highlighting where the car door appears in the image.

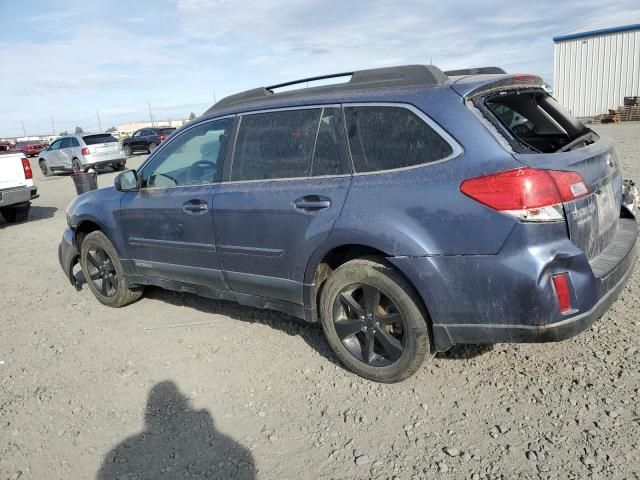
[212,106,352,305]
[129,130,144,151]
[45,139,63,167]
[58,137,74,169]
[117,117,234,290]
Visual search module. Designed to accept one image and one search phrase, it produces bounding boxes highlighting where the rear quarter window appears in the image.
[344,106,454,172]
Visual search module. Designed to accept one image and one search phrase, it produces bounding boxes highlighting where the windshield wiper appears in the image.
[556,131,596,153]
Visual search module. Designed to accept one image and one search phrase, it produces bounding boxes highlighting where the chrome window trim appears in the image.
[342,102,464,176]
[137,114,236,191]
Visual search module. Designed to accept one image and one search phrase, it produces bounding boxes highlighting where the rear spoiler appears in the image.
[444,67,506,76]
[452,74,545,99]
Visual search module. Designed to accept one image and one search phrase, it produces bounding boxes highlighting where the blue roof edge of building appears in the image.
[553,23,640,43]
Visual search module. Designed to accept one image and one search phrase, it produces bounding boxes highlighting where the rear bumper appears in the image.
[82,157,126,169]
[58,227,80,287]
[0,186,38,207]
[390,218,637,351]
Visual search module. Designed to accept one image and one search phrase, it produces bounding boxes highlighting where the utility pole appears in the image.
[148,100,154,127]
[51,116,55,136]
[20,121,26,137]
[96,110,102,132]
[213,89,217,104]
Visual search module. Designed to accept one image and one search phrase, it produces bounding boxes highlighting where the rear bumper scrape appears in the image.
[434,219,637,349]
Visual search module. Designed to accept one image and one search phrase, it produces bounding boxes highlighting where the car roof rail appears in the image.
[211,64,449,110]
[444,67,507,76]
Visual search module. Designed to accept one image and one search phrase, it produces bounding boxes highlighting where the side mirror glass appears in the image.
[115,169,138,191]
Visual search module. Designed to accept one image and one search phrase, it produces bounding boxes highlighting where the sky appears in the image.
[0,0,638,138]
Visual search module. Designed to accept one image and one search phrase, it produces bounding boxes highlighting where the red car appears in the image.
[14,141,47,157]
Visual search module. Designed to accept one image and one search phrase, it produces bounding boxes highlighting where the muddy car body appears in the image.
[59,65,637,382]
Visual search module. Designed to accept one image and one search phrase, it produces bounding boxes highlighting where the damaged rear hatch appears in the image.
[458,74,626,262]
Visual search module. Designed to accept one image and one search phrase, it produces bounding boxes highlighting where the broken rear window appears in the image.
[482,90,595,154]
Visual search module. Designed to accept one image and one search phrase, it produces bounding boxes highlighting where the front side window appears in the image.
[231,109,321,181]
[60,138,72,149]
[49,139,62,150]
[141,118,233,188]
[344,106,453,173]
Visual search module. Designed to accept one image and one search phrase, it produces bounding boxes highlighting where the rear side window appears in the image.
[344,106,453,172]
[231,109,321,181]
[83,134,118,145]
[158,128,176,135]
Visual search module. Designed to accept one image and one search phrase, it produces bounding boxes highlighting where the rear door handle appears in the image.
[182,199,209,214]
[294,196,331,211]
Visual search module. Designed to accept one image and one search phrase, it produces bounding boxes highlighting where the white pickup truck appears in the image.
[0,152,39,222]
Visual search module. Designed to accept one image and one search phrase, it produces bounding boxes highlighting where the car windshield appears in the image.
[82,134,119,145]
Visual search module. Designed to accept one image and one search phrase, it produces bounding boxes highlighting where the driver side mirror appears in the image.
[114,169,139,191]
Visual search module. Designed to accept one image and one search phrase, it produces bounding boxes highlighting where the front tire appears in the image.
[123,144,132,156]
[39,159,52,176]
[79,231,144,307]
[320,257,430,383]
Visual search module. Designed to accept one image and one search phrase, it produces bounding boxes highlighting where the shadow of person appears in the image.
[97,381,256,480]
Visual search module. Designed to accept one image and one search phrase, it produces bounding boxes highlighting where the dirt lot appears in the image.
[1,124,640,480]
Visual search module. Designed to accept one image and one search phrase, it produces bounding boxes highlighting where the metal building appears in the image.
[553,20,640,118]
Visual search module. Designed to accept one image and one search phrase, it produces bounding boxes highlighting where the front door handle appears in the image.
[182,199,209,214]
[294,195,331,211]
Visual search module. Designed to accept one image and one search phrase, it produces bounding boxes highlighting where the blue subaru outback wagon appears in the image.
[59,65,638,382]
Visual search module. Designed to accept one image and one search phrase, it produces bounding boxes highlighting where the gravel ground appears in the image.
[1,124,639,480]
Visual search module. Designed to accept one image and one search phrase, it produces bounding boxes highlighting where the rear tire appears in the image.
[39,159,52,176]
[147,142,157,153]
[79,231,144,307]
[72,158,84,173]
[114,163,126,171]
[1,204,30,223]
[320,256,431,383]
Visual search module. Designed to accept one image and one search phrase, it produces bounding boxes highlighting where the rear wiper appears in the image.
[556,131,596,153]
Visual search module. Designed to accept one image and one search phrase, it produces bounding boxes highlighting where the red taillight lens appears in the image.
[513,74,539,82]
[548,170,589,201]
[159,135,166,142]
[552,273,572,314]
[21,158,32,179]
[460,167,589,222]
[81,147,90,155]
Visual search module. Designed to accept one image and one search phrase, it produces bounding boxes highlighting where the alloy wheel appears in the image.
[332,284,406,367]
[85,247,118,297]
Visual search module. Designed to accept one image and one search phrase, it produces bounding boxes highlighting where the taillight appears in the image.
[513,74,540,82]
[460,167,589,222]
[552,273,573,314]
[159,135,166,142]
[21,158,32,179]
[81,147,90,155]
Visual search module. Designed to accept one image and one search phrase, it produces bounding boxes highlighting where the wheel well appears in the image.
[310,244,434,348]
[74,220,101,251]
[311,245,388,319]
